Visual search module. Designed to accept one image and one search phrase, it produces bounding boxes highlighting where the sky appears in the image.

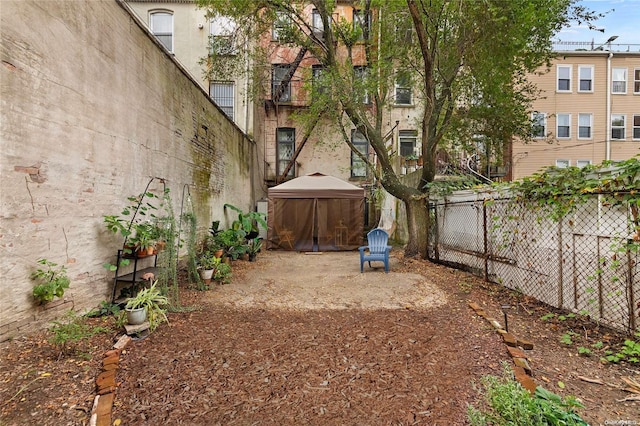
[557,0,640,47]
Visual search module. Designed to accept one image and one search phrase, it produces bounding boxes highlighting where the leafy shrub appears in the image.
[31,258,70,304]
[468,364,587,425]
[49,310,110,357]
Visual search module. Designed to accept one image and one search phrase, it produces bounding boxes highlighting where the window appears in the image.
[555,159,570,168]
[272,11,290,41]
[210,82,234,121]
[272,64,291,102]
[394,12,412,43]
[557,65,571,92]
[531,112,546,138]
[354,66,370,104]
[150,11,173,52]
[312,9,324,39]
[611,114,625,140]
[578,65,593,92]
[277,128,295,177]
[210,16,237,55]
[612,68,627,94]
[634,69,640,94]
[312,65,327,98]
[633,115,640,140]
[578,113,592,139]
[556,113,571,138]
[353,9,371,40]
[576,160,592,168]
[399,130,417,157]
[351,130,369,178]
[395,72,412,105]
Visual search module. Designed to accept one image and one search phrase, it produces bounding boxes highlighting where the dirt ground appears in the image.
[1,250,638,425]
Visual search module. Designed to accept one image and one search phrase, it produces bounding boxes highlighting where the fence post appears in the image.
[558,219,563,307]
[627,239,636,333]
[483,201,489,282]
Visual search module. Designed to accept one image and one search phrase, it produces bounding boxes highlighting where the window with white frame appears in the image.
[557,65,571,92]
[351,130,369,178]
[209,81,234,121]
[578,65,593,92]
[150,11,173,52]
[555,159,570,168]
[210,16,237,55]
[578,113,592,139]
[272,64,291,102]
[633,114,640,140]
[531,112,546,138]
[611,114,625,140]
[272,11,290,41]
[277,128,295,177]
[634,68,640,94]
[395,71,412,105]
[312,9,324,39]
[399,130,417,157]
[612,68,627,94]
[576,159,592,168]
[556,113,571,138]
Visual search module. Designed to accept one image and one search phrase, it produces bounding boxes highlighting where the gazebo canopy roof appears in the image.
[268,172,365,199]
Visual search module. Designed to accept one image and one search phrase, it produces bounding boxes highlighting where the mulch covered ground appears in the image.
[1,251,638,425]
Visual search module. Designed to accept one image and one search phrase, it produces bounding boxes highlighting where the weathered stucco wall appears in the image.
[0,0,256,341]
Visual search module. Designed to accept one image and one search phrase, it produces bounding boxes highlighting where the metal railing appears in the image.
[428,193,639,334]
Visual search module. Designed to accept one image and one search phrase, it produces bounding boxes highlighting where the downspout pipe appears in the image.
[606,52,613,161]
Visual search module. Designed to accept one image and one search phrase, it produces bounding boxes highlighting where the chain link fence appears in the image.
[428,192,639,334]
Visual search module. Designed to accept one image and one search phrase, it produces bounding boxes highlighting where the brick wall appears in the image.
[0,0,257,341]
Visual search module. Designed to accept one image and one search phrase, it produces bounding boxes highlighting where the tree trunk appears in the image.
[403,196,429,259]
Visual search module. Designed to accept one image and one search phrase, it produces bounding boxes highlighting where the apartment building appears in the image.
[512,47,640,180]
[124,1,423,191]
[125,0,255,135]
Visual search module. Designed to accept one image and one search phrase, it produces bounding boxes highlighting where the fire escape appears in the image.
[267,46,322,184]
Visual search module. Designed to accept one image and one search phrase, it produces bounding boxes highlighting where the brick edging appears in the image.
[89,335,132,426]
[468,302,537,393]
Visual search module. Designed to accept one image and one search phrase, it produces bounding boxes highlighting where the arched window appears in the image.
[150,11,173,52]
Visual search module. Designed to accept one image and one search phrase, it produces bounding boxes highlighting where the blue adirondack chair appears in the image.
[359,228,391,273]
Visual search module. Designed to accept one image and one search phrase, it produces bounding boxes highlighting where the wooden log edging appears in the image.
[468,302,537,393]
[89,335,132,426]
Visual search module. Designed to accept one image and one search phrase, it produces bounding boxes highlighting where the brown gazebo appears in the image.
[267,172,365,251]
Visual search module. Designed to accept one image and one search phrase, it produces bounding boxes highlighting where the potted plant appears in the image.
[215,228,246,261]
[247,238,262,262]
[224,204,267,240]
[404,153,419,168]
[129,222,157,256]
[31,258,70,304]
[124,280,168,330]
[197,250,219,284]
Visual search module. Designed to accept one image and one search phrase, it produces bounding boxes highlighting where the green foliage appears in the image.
[48,310,110,357]
[560,333,575,345]
[31,258,70,304]
[215,228,247,260]
[223,203,267,237]
[125,281,169,331]
[247,238,262,256]
[213,262,232,284]
[86,301,121,318]
[468,364,587,425]
[540,313,555,321]
[601,333,640,364]
[198,251,220,270]
[577,346,591,356]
